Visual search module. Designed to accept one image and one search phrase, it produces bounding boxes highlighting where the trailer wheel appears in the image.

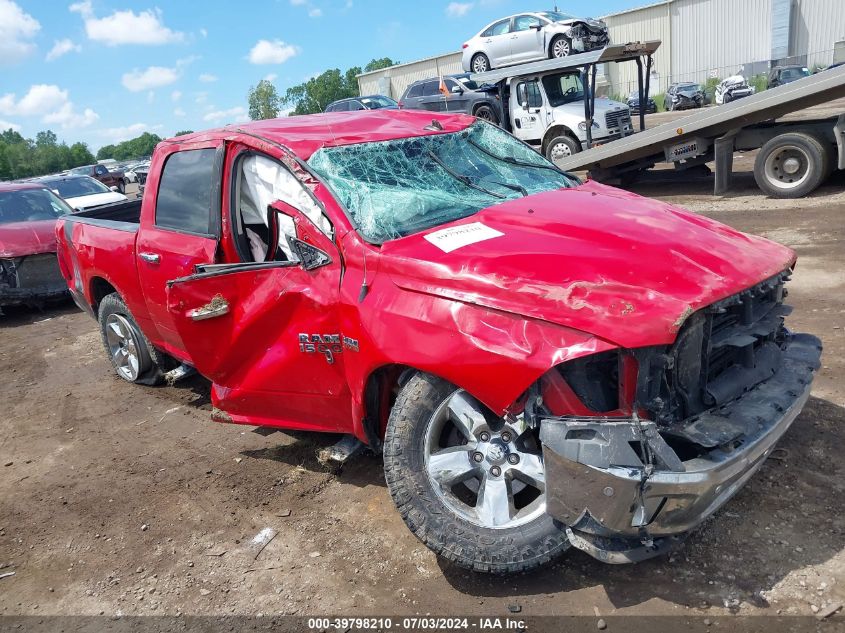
[473,104,499,125]
[383,372,570,573]
[546,135,580,164]
[98,293,162,385]
[550,35,571,58]
[754,132,830,198]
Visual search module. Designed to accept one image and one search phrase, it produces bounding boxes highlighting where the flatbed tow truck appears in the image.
[471,43,845,198]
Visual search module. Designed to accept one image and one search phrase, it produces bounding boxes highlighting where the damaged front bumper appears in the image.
[0,254,68,308]
[540,333,822,563]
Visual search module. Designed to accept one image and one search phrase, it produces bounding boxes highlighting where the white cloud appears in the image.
[263,73,278,82]
[45,38,81,61]
[195,92,208,104]
[199,27,207,38]
[203,106,248,123]
[173,107,186,117]
[308,7,322,17]
[43,102,99,129]
[0,119,21,132]
[99,122,162,144]
[171,90,182,102]
[122,66,180,92]
[290,0,307,5]
[446,2,473,17]
[198,73,218,83]
[0,0,40,65]
[70,0,183,46]
[248,39,300,65]
[0,84,98,130]
[0,85,68,117]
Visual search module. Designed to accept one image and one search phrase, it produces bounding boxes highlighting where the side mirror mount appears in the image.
[531,23,543,30]
[451,85,464,94]
[268,201,335,271]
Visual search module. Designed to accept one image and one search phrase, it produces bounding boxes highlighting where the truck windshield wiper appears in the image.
[427,151,506,199]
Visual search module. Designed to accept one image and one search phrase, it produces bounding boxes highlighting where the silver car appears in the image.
[461,11,610,73]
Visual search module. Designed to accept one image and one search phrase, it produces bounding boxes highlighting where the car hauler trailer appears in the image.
[550,65,845,198]
[468,41,661,160]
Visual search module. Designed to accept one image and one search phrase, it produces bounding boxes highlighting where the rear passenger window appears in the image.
[422,81,440,96]
[406,84,423,98]
[155,148,216,235]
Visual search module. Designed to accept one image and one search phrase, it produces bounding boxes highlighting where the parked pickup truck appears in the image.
[56,110,821,572]
[69,163,128,194]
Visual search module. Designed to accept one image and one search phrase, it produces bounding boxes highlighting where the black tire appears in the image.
[753,132,830,199]
[471,53,490,73]
[98,293,164,385]
[545,134,580,163]
[549,35,571,59]
[383,372,570,574]
[473,103,499,125]
[722,92,732,104]
[117,179,126,194]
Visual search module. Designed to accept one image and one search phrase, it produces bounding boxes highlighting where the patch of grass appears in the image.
[749,74,769,94]
[652,92,666,112]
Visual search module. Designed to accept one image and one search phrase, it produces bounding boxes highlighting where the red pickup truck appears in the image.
[55,110,821,573]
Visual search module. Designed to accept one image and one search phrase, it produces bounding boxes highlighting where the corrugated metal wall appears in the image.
[670,0,773,85]
[790,0,845,69]
[604,3,672,97]
[357,52,463,99]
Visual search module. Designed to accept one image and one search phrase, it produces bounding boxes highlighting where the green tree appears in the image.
[0,145,12,181]
[173,130,194,136]
[282,58,399,115]
[69,142,95,167]
[248,80,281,120]
[97,144,116,161]
[364,57,398,73]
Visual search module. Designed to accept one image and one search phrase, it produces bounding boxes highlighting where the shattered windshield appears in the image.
[307,121,577,243]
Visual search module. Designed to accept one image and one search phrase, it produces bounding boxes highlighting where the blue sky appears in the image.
[0,0,634,151]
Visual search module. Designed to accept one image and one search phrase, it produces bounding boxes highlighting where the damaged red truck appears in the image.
[55,110,821,572]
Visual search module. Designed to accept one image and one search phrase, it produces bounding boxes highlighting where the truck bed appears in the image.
[64,199,141,232]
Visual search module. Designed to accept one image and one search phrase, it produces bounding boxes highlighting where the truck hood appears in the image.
[0,219,58,258]
[379,180,794,349]
[65,191,127,210]
[553,98,628,120]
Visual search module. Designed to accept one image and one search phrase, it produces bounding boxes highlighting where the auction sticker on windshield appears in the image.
[424,222,504,253]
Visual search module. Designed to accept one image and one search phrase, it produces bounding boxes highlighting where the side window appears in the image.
[155,148,216,235]
[350,100,365,111]
[233,153,333,263]
[325,102,337,112]
[406,83,423,98]
[517,81,542,108]
[95,165,107,175]
[422,80,440,96]
[491,19,510,36]
[514,15,540,31]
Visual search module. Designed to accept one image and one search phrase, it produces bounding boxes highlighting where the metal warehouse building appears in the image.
[358,0,845,100]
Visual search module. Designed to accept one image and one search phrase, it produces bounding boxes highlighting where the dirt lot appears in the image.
[1,163,844,624]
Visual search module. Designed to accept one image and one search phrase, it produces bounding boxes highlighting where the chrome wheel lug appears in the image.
[501,431,512,443]
[490,466,501,477]
[472,451,484,463]
[479,431,490,442]
[507,453,520,465]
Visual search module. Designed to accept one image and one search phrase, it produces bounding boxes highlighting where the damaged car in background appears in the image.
[0,182,72,312]
[462,11,610,73]
[715,74,755,104]
[56,110,821,572]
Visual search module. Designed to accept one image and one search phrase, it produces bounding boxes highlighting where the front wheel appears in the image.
[545,135,580,165]
[383,373,570,573]
[550,35,571,59]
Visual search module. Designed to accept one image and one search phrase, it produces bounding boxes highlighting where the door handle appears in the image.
[139,252,160,264]
[187,297,229,321]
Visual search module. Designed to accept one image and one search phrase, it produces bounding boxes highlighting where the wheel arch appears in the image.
[89,276,118,313]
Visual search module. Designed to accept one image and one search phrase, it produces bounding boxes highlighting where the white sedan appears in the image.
[35,175,127,212]
[461,11,609,73]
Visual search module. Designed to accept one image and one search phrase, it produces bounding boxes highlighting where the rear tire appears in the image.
[753,132,830,199]
[471,53,490,73]
[117,180,126,194]
[98,293,163,385]
[383,372,570,574]
[473,104,499,125]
